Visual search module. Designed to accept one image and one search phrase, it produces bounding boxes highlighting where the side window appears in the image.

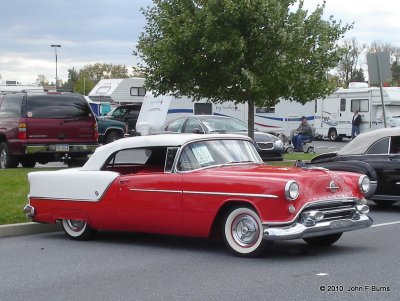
[256,107,275,113]
[389,136,400,154]
[0,94,23,118]
[164,118,185,132]
[130,87,146,96]
[112,148,151,165]
[183,119,203,133]
[165,147,179,172]
[112,108,126,117]
[351,99,369,112]
[367,137,389,154]
[340,99,346,111]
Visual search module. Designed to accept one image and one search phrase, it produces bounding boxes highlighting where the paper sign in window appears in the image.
[192,145,214,165]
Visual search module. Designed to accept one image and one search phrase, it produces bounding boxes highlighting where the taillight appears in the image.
[18,122,27,139]
[94,122,98,140]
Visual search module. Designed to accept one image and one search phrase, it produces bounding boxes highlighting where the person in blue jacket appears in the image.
[351,111,361,139]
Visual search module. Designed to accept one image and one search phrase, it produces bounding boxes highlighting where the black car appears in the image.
[305,127,400,206]
[161,115,284,161]
[101,104,141,134]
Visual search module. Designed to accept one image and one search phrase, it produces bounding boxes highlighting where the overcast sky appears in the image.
[1,0,399,85]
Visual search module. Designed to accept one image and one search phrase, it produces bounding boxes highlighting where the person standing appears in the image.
[291,116,313,151]
[352,111,361,139]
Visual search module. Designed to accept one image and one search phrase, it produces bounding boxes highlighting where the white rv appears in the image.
[88,78,146,104]
[136,92,315,136]
[315,85,400,141]
[0,80,44,93]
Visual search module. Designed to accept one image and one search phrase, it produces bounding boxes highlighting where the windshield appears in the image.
[177,139,262,171]
[202,117,248,132]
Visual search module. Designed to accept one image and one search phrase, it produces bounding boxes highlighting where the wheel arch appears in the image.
[208,200,259,239]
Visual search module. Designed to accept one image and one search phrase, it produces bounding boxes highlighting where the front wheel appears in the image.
[223,207,267,257]
[303,233,342,246]
[104,131,123,144]
[61,219,95,240]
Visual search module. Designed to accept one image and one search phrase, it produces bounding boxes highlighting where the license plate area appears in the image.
[55,144,69,152]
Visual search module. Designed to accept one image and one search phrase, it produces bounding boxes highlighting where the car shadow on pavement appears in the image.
[44,230,371,259]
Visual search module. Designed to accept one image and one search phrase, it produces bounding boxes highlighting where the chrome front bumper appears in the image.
[263,214,373,241]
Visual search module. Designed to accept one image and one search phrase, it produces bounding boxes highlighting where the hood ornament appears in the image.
[327,181,339,193]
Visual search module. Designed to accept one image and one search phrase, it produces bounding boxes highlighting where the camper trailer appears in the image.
[0,80,44,93]
[136,93,314,136]
[88,78,146,104]
[315,85,400,141]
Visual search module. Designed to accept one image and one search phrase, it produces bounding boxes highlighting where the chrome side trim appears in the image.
[129,188,278,199]
[129,188,182,194]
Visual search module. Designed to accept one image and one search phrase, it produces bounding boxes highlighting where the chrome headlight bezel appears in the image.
[358,175,370,194]
[274,139,284,149]
[285,180,300,201]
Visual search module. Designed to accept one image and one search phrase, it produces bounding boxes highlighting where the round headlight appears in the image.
[285,180,300,201]
[358,175,370,194]
[274,140,284,149]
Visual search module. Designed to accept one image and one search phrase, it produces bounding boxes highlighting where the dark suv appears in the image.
[101,104,141,134]
[0,91,99,168]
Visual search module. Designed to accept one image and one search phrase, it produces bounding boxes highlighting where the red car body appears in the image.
[25,134,372,257]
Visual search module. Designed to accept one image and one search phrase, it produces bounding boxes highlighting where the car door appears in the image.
[114,147,184,235]
[362,136,400,198]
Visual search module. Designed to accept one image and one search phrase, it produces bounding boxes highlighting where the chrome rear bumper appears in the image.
[263,214,373,241]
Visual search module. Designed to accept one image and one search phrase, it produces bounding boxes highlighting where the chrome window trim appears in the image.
[129,188,278,199]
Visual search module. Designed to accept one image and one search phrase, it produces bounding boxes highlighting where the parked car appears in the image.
[25,134,372,257]
[160,115,284,160]
[0,91,98,168]
[304,127,400,207]
[100,104,141,134]
[96,117,127,144]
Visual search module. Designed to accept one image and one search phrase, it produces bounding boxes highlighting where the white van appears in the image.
[314,86,400,141]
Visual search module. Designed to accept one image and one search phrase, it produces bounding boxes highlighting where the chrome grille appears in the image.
[257,142,274,150]
[299,199,358,223]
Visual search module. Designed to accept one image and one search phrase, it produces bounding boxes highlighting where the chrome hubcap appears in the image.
[67,220,86,232]
[231,214,260,247]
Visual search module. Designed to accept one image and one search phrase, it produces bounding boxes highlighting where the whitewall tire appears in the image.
[223,207,267,257]
[61,219,95,240]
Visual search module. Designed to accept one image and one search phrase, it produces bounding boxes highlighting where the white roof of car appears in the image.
[81,133,252,171]
[338,127,400,155]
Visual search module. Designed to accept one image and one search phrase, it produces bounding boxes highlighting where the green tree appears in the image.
[63,68,79,91]
[74,75,95,96]
[79,63,129,83]
[136,0,351,138]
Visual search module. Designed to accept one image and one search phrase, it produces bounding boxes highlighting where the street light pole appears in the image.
[50,44,61,89]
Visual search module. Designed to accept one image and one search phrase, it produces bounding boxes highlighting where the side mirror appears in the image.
[192,128,205,134]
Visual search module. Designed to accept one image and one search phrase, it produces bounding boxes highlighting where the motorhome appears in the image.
[88,78,146,104]
[136,92,314,136]
[0,80,44,93]
[314,85,400,141]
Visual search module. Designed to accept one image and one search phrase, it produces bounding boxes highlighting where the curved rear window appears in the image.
[26,94,92,118]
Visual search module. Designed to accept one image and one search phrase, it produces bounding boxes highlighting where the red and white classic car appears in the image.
[24,134,373,257]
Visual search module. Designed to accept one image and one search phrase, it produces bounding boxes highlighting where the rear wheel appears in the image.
[104,130,123,144]
[303,233,342,246]
[223,207,267,257]
[0,142,18,168]
[328,129,338,141]
[61,219,95,240]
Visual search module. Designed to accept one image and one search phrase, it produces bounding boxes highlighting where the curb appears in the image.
[0,222,62,238]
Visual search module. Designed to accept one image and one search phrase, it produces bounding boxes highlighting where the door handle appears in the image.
[119,179,130,184]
